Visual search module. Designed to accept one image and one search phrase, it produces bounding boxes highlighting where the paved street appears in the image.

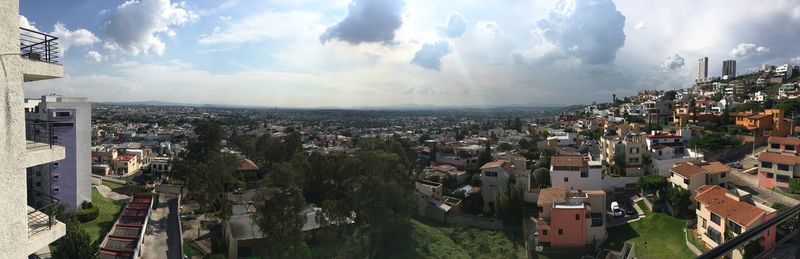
[729,169,799,206]
[141,194,182,259]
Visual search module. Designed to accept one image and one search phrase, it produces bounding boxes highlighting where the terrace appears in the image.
[20,27,59,63]
[25,200,66,256]
[24,120,65,168]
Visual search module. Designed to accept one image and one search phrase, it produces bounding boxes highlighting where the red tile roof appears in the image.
[238,158,259,171]
[695,185,767,227]
[758,152,800,165]
[699,161,730,174]
[550,155,584,167]
[670,163,706,178]
[117,154,136,162]
[480,160,508,170]
[768,136,800,146]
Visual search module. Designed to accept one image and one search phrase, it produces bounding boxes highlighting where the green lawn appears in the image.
[102,180,126,191]
[80,188,125,244]
[686,226,709,252]
[602,213,695,259]
[407,219,528,259]
[636,200,651,215]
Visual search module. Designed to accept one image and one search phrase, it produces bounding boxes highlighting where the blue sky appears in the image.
[20,0,800,107]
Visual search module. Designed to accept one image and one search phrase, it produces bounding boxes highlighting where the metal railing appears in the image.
[28,200,61,237]
[20,27,59,63]
[698,204,800,259]
[26,120,56,148]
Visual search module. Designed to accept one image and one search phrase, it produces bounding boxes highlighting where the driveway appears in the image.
[729,170,799,206]
[141,194,182,259]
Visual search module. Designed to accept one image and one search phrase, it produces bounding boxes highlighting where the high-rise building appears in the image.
[723,59,737,78]
[24,96,91,211]
[0,0,68,257]
[698,57,708,79]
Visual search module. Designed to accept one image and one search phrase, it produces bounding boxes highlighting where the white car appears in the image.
[611,201,624,217]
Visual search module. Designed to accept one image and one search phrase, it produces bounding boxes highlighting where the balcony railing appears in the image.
[698,203,800,259]
[26,120,55,148]
[20,27,59,63]
[28,200,61,237]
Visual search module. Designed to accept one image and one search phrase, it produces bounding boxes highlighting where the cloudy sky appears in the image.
[20,0,800,107]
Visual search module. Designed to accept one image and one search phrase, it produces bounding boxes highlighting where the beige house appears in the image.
[669,161,730,192]
[694,185,777,258]
[600,132,646,177]
[113,154,141,175]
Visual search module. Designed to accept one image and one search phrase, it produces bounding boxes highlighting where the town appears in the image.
[4,0,800,259]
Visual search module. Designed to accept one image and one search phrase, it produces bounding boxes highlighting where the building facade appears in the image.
[534,187,606,248]
[699,57,708,79]
[723,59,737,78]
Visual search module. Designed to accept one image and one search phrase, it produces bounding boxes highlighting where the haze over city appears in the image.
[18,0,800,107]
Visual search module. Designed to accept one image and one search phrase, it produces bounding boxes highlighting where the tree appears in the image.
[666,187,692,218]
[52,219,97,259]
[494,182,524,227]
[254,159,310,258]
[789,178,800,194]
[637,175,667,194]
[533,168,550,188]
[497,142,514,152]
[662,90,677,101]
[478,142,492,167]
[463,191,485,215]
[772,203,797,232]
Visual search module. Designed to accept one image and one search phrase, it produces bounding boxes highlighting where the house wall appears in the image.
[650,156,701,177]
[551,168,602,191]
[480,167,509,207]
[539,207,586,248]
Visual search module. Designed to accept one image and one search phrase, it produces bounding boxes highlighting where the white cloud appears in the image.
[51,23,101,56]
[634,21,645,30]
[85,51,103,62]
[19,15,39,31]
[475,21,502,37]
[791,56,800,65]
[104,0,197,55]
[729,43,770,58]
[660,54,684,70]
[411,40,451,70]
[199,11,320,44]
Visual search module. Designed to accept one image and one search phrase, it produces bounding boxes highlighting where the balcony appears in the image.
[19,27,63,82]
[24,120,65,168]
[699,204,800,259]
[25,202,66,256]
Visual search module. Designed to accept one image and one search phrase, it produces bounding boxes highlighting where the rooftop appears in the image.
[695,185,769,227]
[550,155,584,168]
[758,151,800,165]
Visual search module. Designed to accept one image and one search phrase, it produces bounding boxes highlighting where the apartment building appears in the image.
[24,95,91,211]
[694,185,776,258]
[599,132,645,177]
[480,160,512,206]
[642,100,675,126]
[534,187,606,248]
[668,161,730,192]
[0,1,68,257]
[550,155,603,191]
[766,136,800,154]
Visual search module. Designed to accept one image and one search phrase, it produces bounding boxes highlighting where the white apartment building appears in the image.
[24,95,91,211]
[1,1,68,257]
[550,155,603,191]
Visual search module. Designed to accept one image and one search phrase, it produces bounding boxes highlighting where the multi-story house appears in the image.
[534,187,606,248]
[766,136,800,154]
[0,2,68,256]
[668,161,730,192]
[550,155,602,191]
[694,185,777,258]
[642,100,675,126]
[24,95,91,211]
[757,151,800,189]
[480,160,512,207]
[734,109,791,137]
[599,132,645,177]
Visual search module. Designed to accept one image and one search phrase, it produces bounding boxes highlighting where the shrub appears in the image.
[76,206,100,223]
[80,201,93,209]
[790,178,800,194]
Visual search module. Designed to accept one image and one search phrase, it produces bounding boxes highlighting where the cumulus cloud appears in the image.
[104,0,197,55]
[660,54,684,70]
[791,56,800,65]
[729,43,770,58]
[411,41,451,70]
[19,15,39,31]
[199,11,319,44]
[634,21,645,30]
[533,0,626,65]
[52,23,101,56]
[85,51,103,62]
[437,13,467,38]
[475,21,502,37]
[320,0,404,45]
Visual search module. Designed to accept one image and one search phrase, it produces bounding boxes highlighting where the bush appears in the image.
[80,201,94,209]
[76,206,100,223]
[790,178,800,194]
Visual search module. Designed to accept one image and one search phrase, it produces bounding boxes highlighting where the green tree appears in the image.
[637,175,668,194]
[789,178,800,194]
[661,90,677,101]
[772,203,797,232]
[666,187,692,218]
[52,219,97,259]
[254,159,310,258]
[497,142,514,152]
[478,142,492,167]
[494,182,524,227]
[533,168,550,188]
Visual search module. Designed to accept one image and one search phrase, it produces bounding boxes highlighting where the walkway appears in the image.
[141,194,181,259]
[94,185,130,201]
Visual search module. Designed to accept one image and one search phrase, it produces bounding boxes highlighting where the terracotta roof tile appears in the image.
[700,161,730,174]
[768,136,800,146]
[758,152,800,165]
[550,156,584,167]
[238,159,260,171]
[670,163,706,178]
[694,185,767,227]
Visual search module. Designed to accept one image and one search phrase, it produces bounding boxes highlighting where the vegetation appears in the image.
[772,203,798,232]
[666,187,692,218]
[52,218,98,259]
[789,178,800,194]
[602,212,695,258]
[101,180,125,191]
[494,182,524,227]
[408,219,527,259]
[688,133,742,152]
[76,202,100,223]
[533,168,550,188]
[80,188,124,244]
[637,175,668,195]
[636,200,651,215]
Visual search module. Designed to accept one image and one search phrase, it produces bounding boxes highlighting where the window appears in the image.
[485,171,498,177]
[630,148,639,154]
[721,173,726,178]
[729,221,742,235]
[777,174,791,183]
[542,229,548,236]
[575,214,580,220]
[629,157,639,163]
[581,171,588,178]
[684,178,690,185]
[788,145,796,151]
[558,229,563,235]
[772,144,781,149]
[778,164,791,171]
[762,162,773,168]
[53,187,60,193]
[702,218,707,228]
[563,177,569,182]
[53,174,59,181]
[54,111,71,117]
[711,213,721,225]
[53,162,59,168]
[767,173,775,178]
[538,206,544,213]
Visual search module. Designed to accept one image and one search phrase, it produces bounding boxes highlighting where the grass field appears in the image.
[102,180,126,191]
[408,219,528,259]
[80,188,125,244]
[636,200,651,215]
[602,213,695,259]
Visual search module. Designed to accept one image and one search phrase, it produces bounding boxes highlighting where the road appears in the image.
[141,194,182,259]
[729,168,800,206]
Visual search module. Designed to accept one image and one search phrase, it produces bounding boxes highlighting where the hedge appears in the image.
[76,206,100,223]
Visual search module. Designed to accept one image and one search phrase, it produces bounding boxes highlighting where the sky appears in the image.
[19,0,800,108]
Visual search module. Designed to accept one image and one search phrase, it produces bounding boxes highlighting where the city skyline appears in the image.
[18,0,800,107]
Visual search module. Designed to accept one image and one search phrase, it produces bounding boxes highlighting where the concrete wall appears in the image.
[0,0,33,257]
[551,169,602,191]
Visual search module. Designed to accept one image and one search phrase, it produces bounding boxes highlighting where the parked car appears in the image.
[611,202,624,217]
[727,162,743,169]
[181,213,197,221]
